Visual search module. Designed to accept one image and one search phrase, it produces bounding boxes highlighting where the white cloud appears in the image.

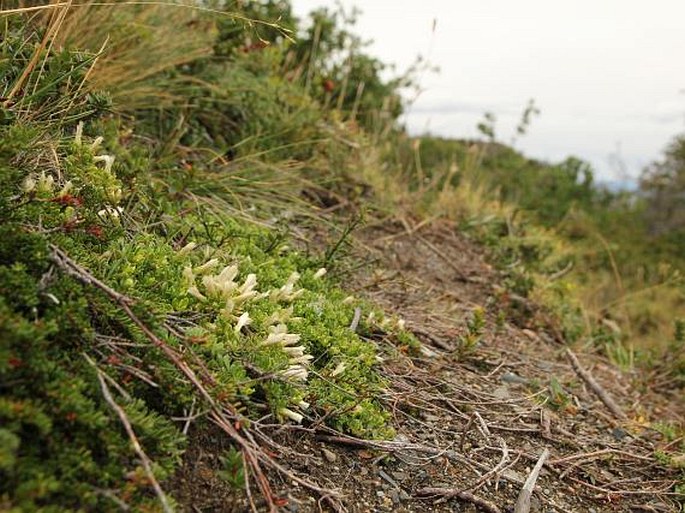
[293,0,685,181]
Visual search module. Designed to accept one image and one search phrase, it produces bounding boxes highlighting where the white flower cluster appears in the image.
[21,123,123,218]
[180,248,320,423]
[269,271,304,302]
[75,122,122,204]
[262,323,312,382]
[181,255,260,322]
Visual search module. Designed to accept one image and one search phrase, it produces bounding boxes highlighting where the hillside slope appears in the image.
[167,216,683,512]
[0,3,683,512]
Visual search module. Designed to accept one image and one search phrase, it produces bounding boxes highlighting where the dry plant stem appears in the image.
[565,348,627,420]
[349,307,361,332]
[549,448,653,466]
[85,355,173,513]
[514,448,550,513]
[49,245,340,512]
[416,488,502,513]
[316,433,517,483]
[466,438,510,493]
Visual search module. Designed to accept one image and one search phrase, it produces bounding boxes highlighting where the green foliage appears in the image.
[0,5,414,507]
[218,447,245,489]
[546,376,574,412]
[1,17,109,126]
[456,307,486,355]
[640,134,685,246]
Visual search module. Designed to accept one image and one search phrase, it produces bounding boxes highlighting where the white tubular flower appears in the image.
[240,273,257,294]
[342,295,355,305]
[97,206,123,221]
[94,154,115,173]
[234,274,259,303]
[281,365,308,381]
[74,122,84,146]
[182,266,195,285]
[271,271,303,302]
[187,285,206,301]
[313,268,327,279]
[234,311,251,333]
[178,242,197,255]
[263,324,301,346]
[202,274,237,298]
[280,407,304,423]
[289,354,314,366]
[57,181,73,197]
[220,299,235,319]
[281,333,302,346]
[397,318,406,330]
[330,362,347,377]
[290,288,305,300]
[36,172,54,194]
[21,176,36,194]
[195,258,219,274]
[283,346,306,357]
[218,264,239,283]
[90,136,104,151]
[286,271,300,286]
[297,400,310,410]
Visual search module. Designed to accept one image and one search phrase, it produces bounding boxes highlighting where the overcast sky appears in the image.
[292,0,685,183]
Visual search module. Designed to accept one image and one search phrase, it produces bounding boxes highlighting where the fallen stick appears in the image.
[565,348,627,420]
[416,487,501,513]
[86,356,172,513]
[514,448,549,513]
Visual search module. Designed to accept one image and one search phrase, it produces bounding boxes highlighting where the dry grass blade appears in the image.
[514,448,549,513]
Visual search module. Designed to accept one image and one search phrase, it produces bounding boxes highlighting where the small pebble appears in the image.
[612,427,627,441]
[391,471,407,481]
[321,448,337,462]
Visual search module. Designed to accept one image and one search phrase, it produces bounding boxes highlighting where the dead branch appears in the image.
[565,348,627,420]
[549,448,653,466]
[86,356,172,513]
[514,448,549,513]
[467,437,510,492]
[416,487,502,513]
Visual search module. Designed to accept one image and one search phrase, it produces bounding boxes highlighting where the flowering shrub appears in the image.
[0,118,399,509]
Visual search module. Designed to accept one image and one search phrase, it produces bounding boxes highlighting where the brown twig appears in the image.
[86,355,173,513]
[565,348,627,420]
[467,437,510,492]
[514,448,549,513]
[415,487,502,513]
